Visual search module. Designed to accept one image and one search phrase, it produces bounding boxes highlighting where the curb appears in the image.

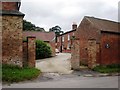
[83,73,120,77]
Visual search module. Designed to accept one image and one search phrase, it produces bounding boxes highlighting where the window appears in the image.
[62,36,64,42]
[73,33,75,36]
[68,34,70,41]
[67,43,71,50]
[57,37,59,42]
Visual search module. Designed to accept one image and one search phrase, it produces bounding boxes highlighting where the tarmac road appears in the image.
[3,75,118,88]
[2,53,119,88]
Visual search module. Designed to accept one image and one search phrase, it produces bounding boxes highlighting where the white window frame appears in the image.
[57,37,59,42]
[62,36,64,42]
[68,34,70,41]
[67,42,71,50]
[73,33,75,36]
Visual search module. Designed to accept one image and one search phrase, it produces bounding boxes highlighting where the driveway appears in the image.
[2,53,119,88]
[36,53,73,74]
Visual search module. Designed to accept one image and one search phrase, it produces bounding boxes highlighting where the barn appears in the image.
[71,16,120,69]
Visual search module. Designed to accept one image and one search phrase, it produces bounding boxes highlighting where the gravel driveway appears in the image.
[36,53,73,74]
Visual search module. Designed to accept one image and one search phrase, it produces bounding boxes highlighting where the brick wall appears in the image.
[27,37,36,67]
[23,41,28,67]
[1,2,19,11]
[73,17,120,68]
[49,41,56,56]
[23,37,36,67]
[0,16,2,64]
[77,18,100,65]
[2,15,23,67]
[56,30,76,53]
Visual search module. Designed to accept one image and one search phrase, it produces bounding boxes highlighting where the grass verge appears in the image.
[2,64,41,83]
[93,64,120,73]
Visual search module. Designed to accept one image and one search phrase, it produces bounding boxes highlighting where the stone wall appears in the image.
[71,39,80,70]
[87,39,97,69]
[2,15,23,67]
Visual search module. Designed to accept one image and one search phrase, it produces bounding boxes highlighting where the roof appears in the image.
[59,29,76,36]
[85,16,119,33]
[23,31,55,42]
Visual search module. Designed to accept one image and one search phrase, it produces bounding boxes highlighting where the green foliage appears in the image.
[36,40,52,59]
[93,64,120,73]
[49,25,64,36]
[23,20,45,32]
[2,64,40,83]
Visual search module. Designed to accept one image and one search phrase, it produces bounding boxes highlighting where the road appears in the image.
[3,75,118,88]
[2,53,119,88]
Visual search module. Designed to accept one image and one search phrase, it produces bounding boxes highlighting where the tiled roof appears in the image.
[23,31,55,42]
[85,16,119,33]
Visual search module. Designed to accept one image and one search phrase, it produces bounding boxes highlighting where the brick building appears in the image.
[23,31,56,56]
[71,16,120,69]
[1,1,25,67]
[56,24,77,53]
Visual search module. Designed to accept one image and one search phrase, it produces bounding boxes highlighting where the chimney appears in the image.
[1,0,21,11]
[72,22,77,30]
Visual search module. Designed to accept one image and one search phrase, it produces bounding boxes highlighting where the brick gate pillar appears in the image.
[27,36,36,67]
[88,39,97,69]
[71,39,80,70]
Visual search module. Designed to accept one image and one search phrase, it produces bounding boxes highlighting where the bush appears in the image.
[36,40,52,59]
[2,64,40,83]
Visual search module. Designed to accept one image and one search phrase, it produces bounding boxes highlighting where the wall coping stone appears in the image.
[0,10,25,16]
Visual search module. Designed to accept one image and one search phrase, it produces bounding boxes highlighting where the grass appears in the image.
[2,64,41,83]
[93,64,120,73]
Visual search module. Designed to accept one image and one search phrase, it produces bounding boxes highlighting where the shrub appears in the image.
[36,40,52,59]
[2,64,40,83]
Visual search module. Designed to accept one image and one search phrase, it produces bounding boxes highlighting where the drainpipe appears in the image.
[60,36,62,53]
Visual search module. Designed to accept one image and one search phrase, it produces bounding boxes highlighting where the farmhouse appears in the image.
[56,23,77,53]
[71,16,120,69]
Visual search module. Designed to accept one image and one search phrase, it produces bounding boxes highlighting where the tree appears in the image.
[49,25,64,36]
[23,20,45,32]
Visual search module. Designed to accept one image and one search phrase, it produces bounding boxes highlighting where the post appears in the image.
[27,36,36,67]
[88,39,97,69]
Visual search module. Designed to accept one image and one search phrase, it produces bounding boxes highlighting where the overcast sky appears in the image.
[20,0,119,32]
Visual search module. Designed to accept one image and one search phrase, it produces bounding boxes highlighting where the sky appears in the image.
[20,0,119,32]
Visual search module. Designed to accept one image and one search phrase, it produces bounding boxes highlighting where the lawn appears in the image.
[2,64,41,83]
[93,64,120,73]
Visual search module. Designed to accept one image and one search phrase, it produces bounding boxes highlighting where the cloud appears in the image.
[20,0,119,31]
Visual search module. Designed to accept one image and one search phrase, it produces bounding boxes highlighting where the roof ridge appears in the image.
[85,16,118,23]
